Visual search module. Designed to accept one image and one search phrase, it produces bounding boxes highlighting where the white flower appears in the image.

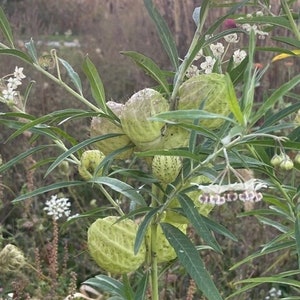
[210,42,224,58]
[256,11,264,17]
[233,49,247,64]
[44,194,71,220]
[224,33,239,44]
[200,56,216,74]
[256,29,269,39]
[13,67,26,80]
[194,49,203,61]
[7,77,21,90]
[186,65,200,78]
[2,88,16,100]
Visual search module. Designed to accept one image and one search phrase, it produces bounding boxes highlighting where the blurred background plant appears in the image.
[0,0,300,299]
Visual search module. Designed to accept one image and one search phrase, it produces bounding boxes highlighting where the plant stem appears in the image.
[149,184,160,300]
[150,221,159,300]
[33,63,103,113]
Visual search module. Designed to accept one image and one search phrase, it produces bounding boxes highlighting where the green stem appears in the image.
[281,0,300,41]
[33,63,103,113]
[150,221,159,300]
[98,184,125,216]
[149,184,160,300]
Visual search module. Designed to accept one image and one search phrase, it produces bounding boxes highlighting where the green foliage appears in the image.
[1,0,300,299]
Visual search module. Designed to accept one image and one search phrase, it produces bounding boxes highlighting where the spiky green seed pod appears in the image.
[88,216,146,274]
[78,150,105,180]
[90,101,133,159]
[178,73,231,129]
[152,155,182,184]
[120,88,169,151]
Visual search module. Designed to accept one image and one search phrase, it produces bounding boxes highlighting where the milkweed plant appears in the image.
[0,0,300,299]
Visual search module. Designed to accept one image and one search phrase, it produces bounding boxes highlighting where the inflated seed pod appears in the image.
[90,101,133,159]
[178,73,232,129]
[78,150,105,180]
[120,88,169,151]
[152,155,182,184]
[87,216,146,274]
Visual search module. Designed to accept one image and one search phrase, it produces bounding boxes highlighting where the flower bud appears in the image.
[270,154,282,167]
[295,152,300,165]
[279,156,294,171]
[88,216,146,274]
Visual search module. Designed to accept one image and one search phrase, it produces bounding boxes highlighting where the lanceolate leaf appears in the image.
[12,181,85,203]
[178,194,222,253]
[0,49,33,64]
[144,0,179,70]
[295,215,300,268]
[90,177,146,206]
[58,57,83,94]
[24,38,38,63]
[0,6,14,48]
[83,275,126,298]
[121,51,170,94]
[82,56,107,113]
[161,223,223,300]
[251,73,300,125]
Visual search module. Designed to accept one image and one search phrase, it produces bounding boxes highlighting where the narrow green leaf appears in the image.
[272,36,300,48]
[161,223,222,300]
[237,276,300,289]
[0,145,50,173]
[0,49,33,63]
[200,214,238,242]
[12,181,85,203]
[45,133,122,177]
[150,109,234,123]
[144,0,179,70]
[90,177,146,206]
[0,6,14,48]
[121,51,170,94]
[257,216,290,233]
[122,274,134,300]
[262,102,300,127]
[236,15,292,31]
[83,275,126,298]
[24,38,38,63]
[58,57,82,94]
[134,273,149,300]
[295,215,300,268]
[230,241,295,271]
[178,194,222,253]
[134,207,160,254]
[251,74,300,125]
[82,56,107,112]
[225,73,244,125]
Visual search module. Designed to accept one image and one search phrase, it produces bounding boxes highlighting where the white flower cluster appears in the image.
[239,11,269,40]
[186,32,247,77]
[44,194,71,220]
[193,179,267,206]
[0,67,26,102]
[265,287,283,300]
